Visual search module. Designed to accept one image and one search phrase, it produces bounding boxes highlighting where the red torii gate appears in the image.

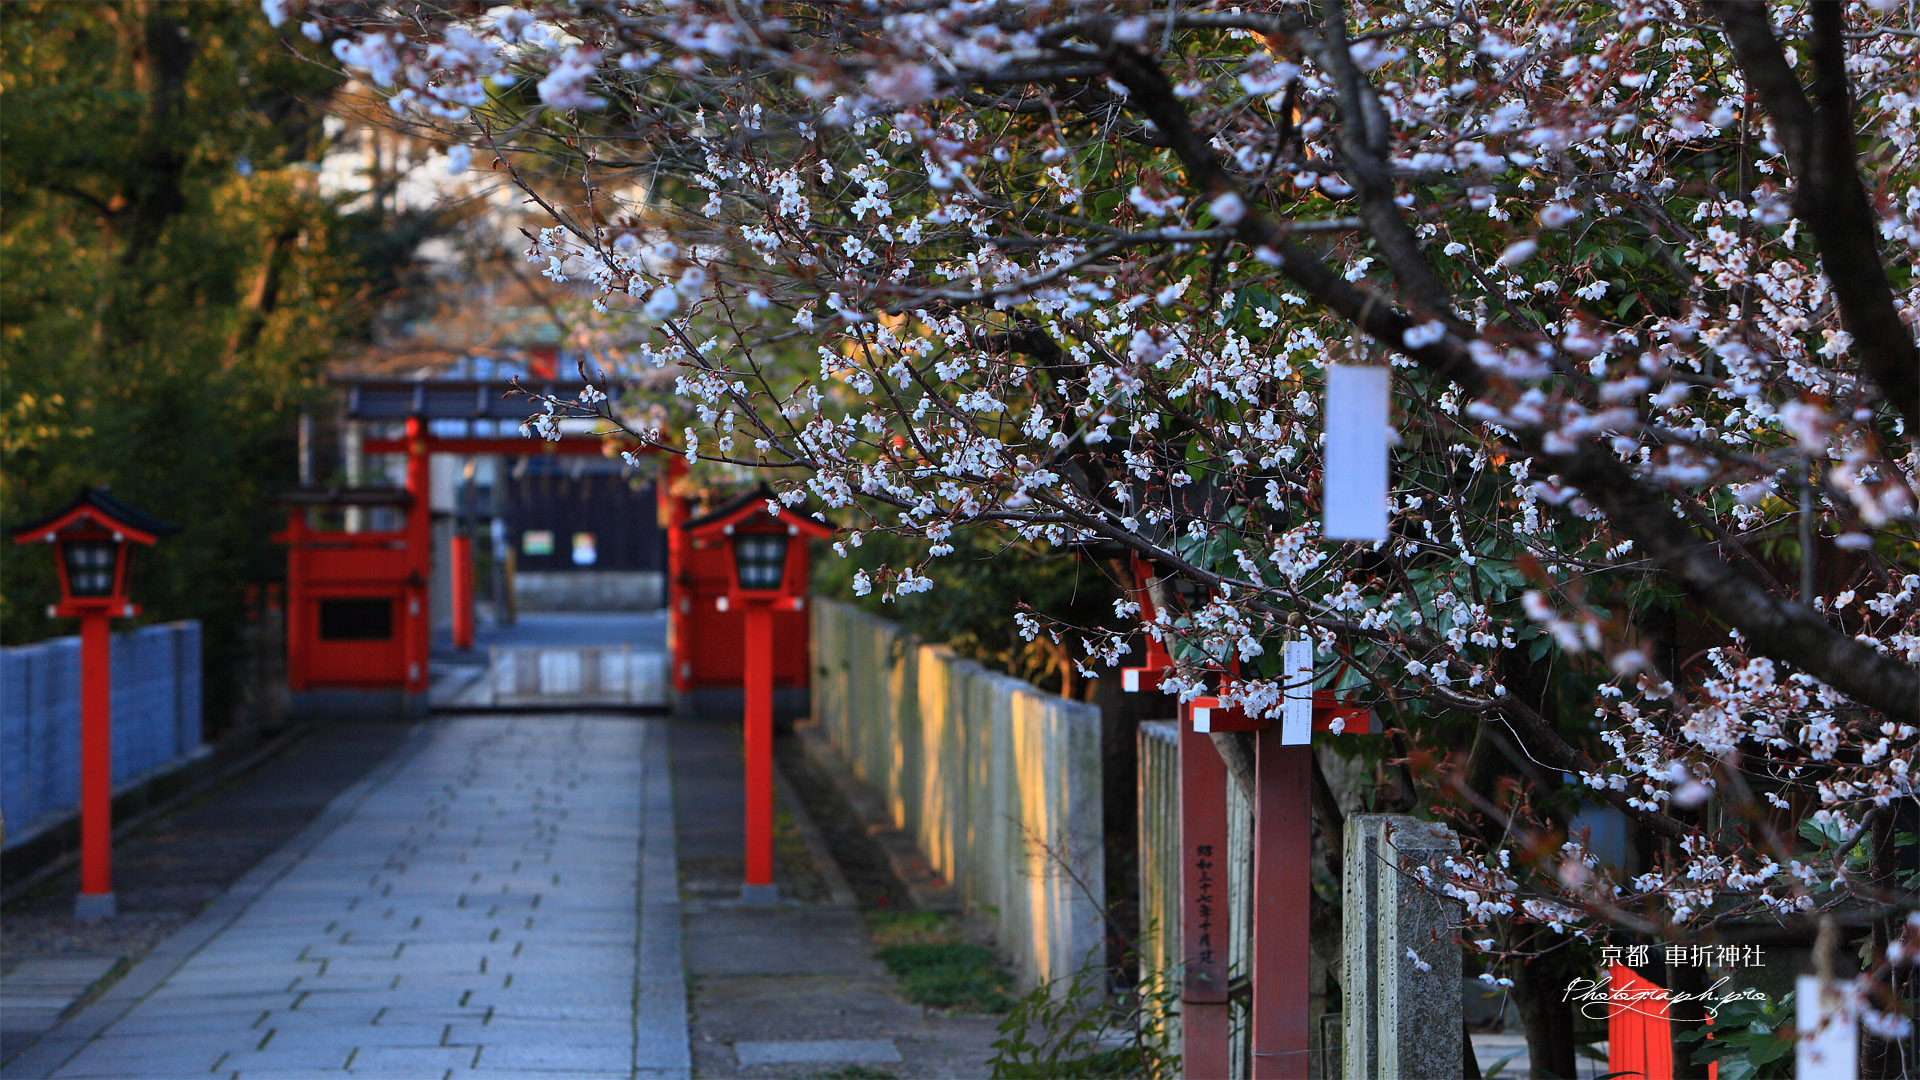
[281,374,826,718]
[1114,553,1373,1080]
[279,378,686,713]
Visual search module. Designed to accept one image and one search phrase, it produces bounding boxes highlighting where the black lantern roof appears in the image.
[685,484,837,540]
[10,486,178,546]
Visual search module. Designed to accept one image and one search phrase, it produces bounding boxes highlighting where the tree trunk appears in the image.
[1513,948,1580,1079]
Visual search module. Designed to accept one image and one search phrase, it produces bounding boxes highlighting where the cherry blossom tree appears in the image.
[269,0,1919,1069]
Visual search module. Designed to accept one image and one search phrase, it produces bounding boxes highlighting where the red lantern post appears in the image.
[1120,557,1375,1080]
[686,492,834,903]
[450,532,475,651]
[11,488,176,921]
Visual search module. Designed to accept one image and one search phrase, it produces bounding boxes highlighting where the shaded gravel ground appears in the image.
[679,720,1001,1079]
[774,730,914,911]
[0,722,415,1046]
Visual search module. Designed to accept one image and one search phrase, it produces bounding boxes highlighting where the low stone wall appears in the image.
[811,599,1105,991]
[513,570,664,612]
[1,621,203,848]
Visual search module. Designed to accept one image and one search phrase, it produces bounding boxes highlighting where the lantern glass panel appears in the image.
[63,540,119,597]
[733,532,789,592]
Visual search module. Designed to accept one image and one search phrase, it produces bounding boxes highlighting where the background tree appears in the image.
[1,1,438,734]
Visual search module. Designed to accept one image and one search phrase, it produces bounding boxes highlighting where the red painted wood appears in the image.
[79,612,112,900]
[664,462,690,691]
[288,429,670,696]
[1606,964,1718,1080]
[1251,729,1313,1079]
[1128,555,1173,672]
[680,529,812,690]
[743,605,775,888]
[283,514,308,690]
[450,534,474,651]
[1189,695,1263,733]
[403,418,432,693]
[10,502,165,547]
[1179,707,1231,1080]
[1188,691,1377,735]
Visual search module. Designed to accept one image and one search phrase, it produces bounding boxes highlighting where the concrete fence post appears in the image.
[1341,814,1462,1080]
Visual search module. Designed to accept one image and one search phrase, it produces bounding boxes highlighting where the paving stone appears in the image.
[444,1020,632,1046]
[214,1044,355,1073]
[345,1042,479,1073]
[48,1036,226,1078]
[103,1009,269,1037]
[255,1022,447,1051]
[13,717,689,1080]
[473,1043,633,1071]
[128,991,306,1016]
[463,1072,632,1080]
[253,1006,385,1028]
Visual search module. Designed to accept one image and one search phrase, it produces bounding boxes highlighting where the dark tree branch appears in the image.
[1711,1,1920,433]
[1096,39,1920,726]
[1313,2,1466,329]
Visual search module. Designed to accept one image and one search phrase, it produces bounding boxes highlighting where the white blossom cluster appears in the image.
[277,0,1918,982]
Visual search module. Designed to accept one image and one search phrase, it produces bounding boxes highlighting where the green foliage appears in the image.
[987,957,1179,1079]
[866,910,954,944]
[1673,989,1795,1080]
[812,524,1122,696]
[875,941,1016,1013]
[0,2,429,730]
[868,911,1015,1013]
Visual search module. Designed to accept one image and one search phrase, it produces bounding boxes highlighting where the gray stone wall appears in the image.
[1342,814,1463,1080]
[811,599,1104,992]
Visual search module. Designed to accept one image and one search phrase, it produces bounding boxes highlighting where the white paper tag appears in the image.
[1323,365,1391,541]
[1282,637,1313,745]
[1795,975,1858,1080]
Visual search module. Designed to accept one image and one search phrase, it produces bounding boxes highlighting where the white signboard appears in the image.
[1795,975,1858,1080]
[1282,637,1314,745]
[1324,365,1392,541]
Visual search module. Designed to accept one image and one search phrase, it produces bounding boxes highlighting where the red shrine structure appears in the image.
[684,489,836,901]
[1108,551,1374,1080]
[672,489,822,716]
[277,375,819,718]
[11,487,177,920]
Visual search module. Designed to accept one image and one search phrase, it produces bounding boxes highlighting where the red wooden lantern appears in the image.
[11,488,177,920]
[686,491,835,903]
[14,487,174,618]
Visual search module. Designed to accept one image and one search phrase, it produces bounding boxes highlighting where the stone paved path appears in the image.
[5,715,688,1080]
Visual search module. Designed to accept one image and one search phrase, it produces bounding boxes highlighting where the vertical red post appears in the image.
[1179,709,1230,1079]
[78,611,115,920]
[663,457,690,692]
[742,604,775,902]
[283,511,308,691]
[1251,728,1314,1079]
[404,417,431,694]
[450,533,474,651]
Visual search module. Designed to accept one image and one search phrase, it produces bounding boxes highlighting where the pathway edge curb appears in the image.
[633,719,691,1080]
